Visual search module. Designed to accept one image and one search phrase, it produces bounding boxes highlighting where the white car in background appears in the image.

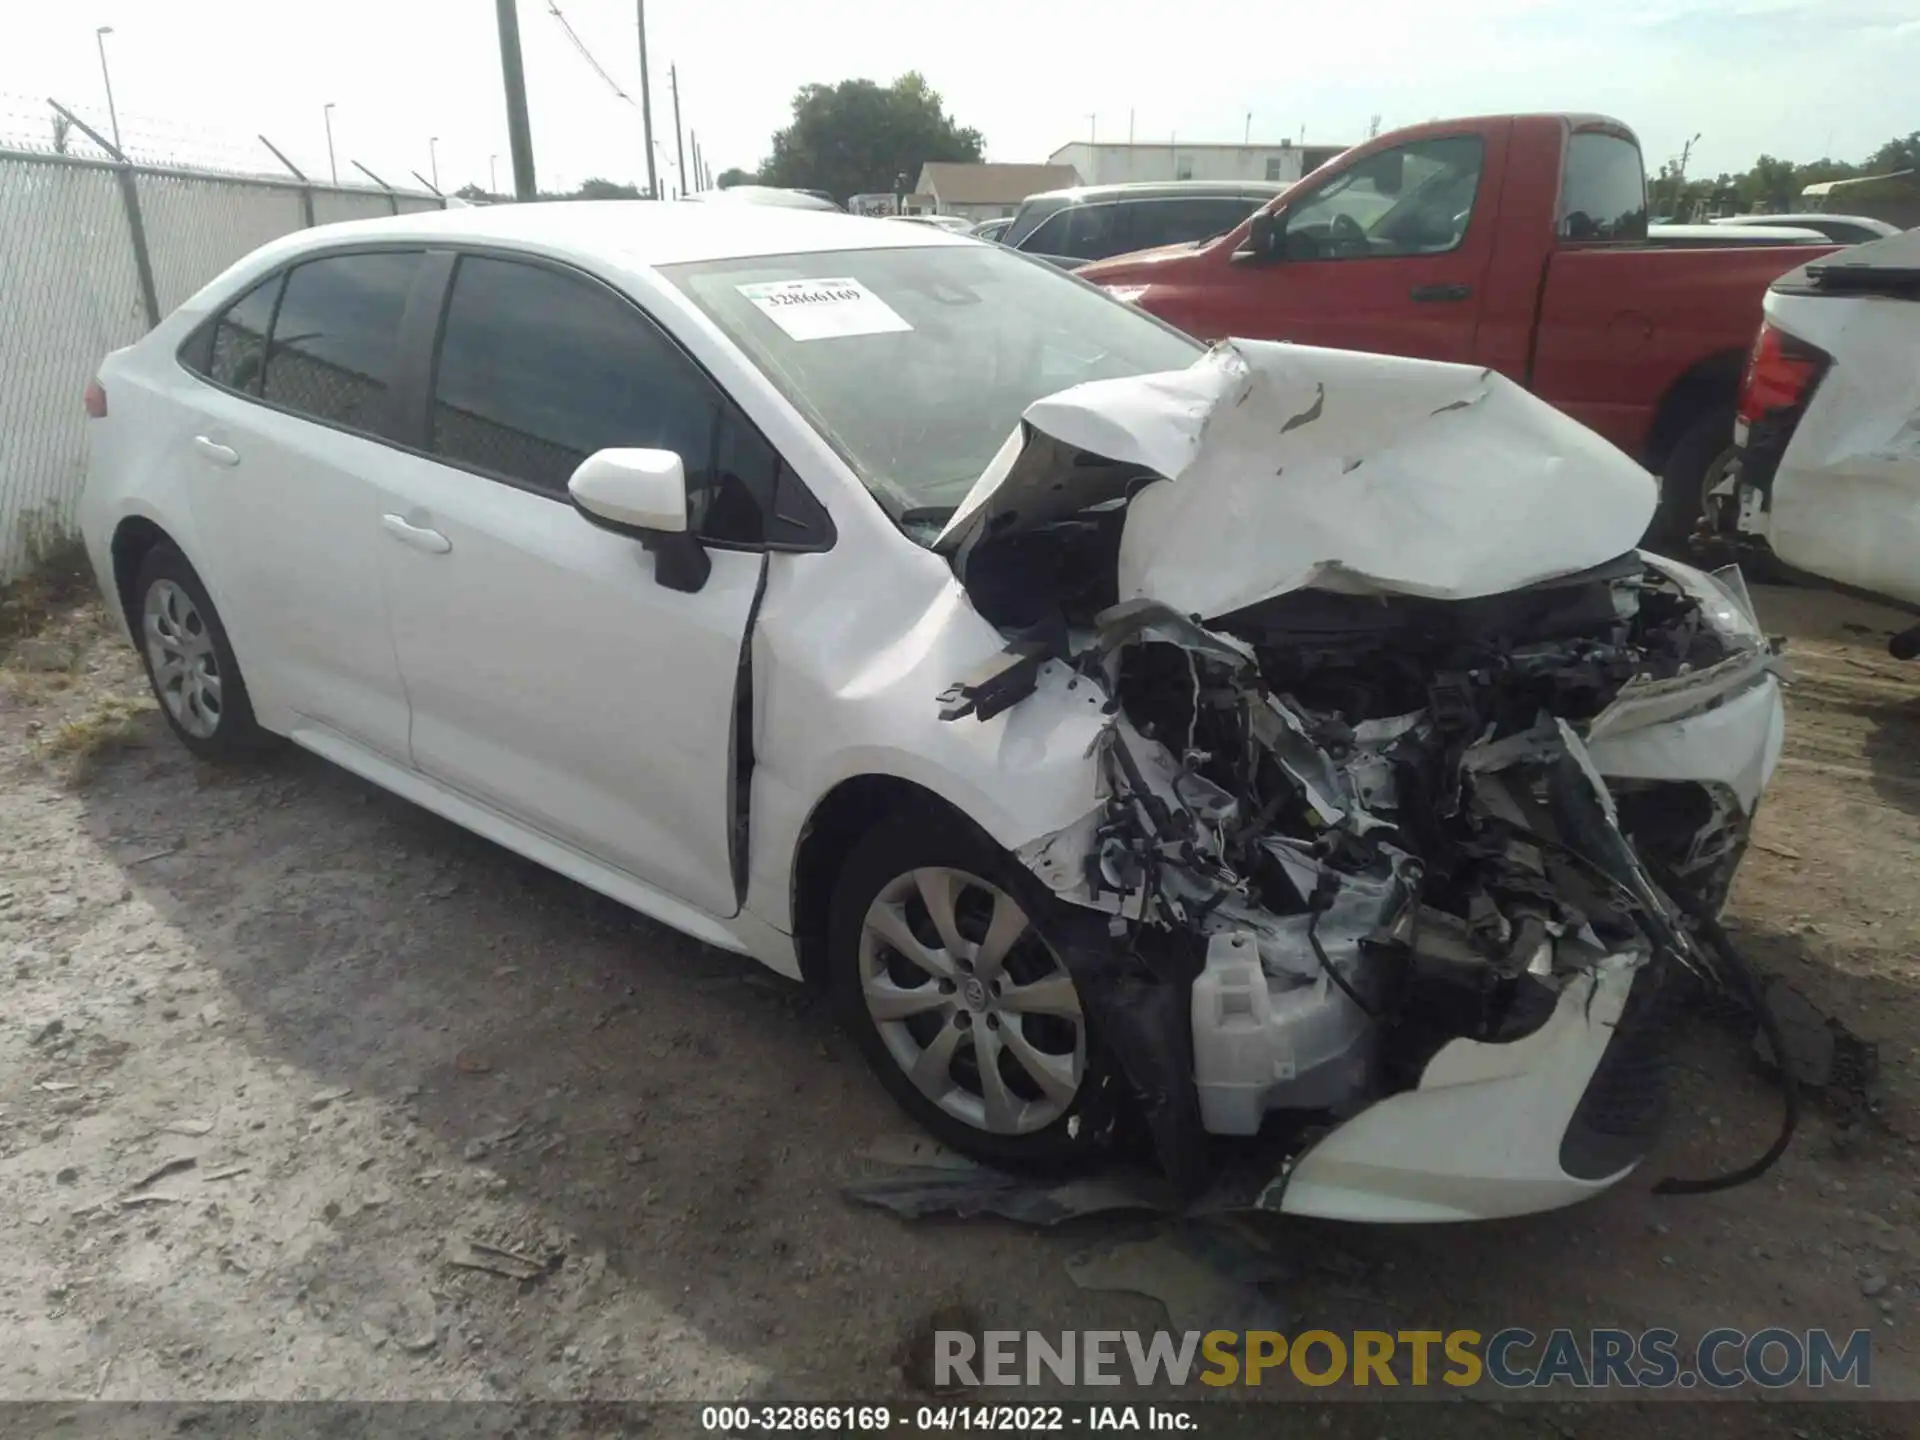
[1729,227,1920,655]
[1707,212,1900,246]
[81,203,1786,1222]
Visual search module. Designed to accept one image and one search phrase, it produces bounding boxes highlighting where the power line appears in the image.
[546,2,634,105]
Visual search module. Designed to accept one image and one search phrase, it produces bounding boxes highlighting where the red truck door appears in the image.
[1180,125,1508,363]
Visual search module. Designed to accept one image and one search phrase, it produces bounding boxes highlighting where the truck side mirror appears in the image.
[1240,209,1284,264]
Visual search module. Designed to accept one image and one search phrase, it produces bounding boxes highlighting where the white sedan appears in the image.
[81,203,1787,1222]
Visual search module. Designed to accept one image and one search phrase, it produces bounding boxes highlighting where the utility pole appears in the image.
[323,102,337,185]
[1674,132,1701,216]
[94,26,121,154]
[429,136,440,191]
[670,64,687,198]
[635,0,659,198]
[1244,111,1251,143]
[689,132,701,195]
[489,153,499,194]
[494,0,536,198]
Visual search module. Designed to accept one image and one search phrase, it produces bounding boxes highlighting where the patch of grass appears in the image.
[32,692,155,784]
[1,510,97,656]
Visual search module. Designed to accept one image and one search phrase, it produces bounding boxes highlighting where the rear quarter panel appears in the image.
[1766,289,1920,607]
[1531,244,1835,456]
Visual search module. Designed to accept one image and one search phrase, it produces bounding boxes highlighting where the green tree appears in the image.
[715,166,756,189]
[1866,132,1920,174]
[1740,154,1799,211]
[573,177,642,200]
[452,182,493,202]
[759,72,983,202]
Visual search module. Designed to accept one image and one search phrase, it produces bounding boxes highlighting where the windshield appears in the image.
[662,244,1201,532]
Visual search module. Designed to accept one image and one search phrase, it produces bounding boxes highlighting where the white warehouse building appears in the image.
[1047,139,1350,189]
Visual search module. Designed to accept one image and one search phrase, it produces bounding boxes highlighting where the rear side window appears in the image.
[261,251,422,431]
[206,275,281,394]
[1128,197,1262,250]
[1560,133,1648,242]
[431,255,781,545]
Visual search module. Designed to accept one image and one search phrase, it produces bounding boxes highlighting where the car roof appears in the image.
[244,200,969,271]
[1021,180,1285,206]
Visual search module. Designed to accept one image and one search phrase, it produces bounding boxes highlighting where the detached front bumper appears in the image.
[1265,952,1664,1222]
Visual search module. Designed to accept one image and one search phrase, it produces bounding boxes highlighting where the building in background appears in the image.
[1046,139,1348,189]
[912,162,1081,221]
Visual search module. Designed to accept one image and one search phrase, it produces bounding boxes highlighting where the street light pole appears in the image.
[429,136,440,190]
[323,102,337,185]
[490,154,499,194]
[94,26,121,154]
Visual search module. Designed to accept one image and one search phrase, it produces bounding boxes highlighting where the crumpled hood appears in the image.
[936,339,1659,619]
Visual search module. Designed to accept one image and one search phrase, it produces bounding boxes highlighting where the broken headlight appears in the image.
[1642,553,1765,649]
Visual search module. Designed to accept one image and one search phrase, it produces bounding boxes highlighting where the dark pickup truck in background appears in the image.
[1076,113,1839,538]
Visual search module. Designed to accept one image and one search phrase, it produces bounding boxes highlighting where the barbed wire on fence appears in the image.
[0,91,428,193]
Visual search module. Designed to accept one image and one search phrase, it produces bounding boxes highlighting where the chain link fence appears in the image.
[0,130,446,581]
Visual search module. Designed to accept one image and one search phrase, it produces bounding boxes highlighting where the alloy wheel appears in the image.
[143,579,222,739]
[858,867,1085,1136]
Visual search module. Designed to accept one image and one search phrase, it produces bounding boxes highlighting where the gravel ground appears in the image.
[1,578,1917,1436]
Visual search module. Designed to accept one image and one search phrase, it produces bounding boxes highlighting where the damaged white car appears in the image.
[80,207,1786,1224]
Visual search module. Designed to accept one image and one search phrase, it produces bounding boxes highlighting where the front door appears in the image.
[373,253,764,918]
[1187,133,1498,363]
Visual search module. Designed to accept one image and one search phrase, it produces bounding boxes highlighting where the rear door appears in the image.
[182,249,424,760]
[1181,132,1499,360]
[371,251,771,918]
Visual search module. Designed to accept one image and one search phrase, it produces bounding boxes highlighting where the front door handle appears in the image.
[1410,282,1472,303]
[192,435,239,467]
[381,513,452,555]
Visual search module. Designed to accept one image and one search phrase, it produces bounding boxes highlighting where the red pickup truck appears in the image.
[1076,114,1835,538]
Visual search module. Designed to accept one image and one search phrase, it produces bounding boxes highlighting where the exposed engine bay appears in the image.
[930,340,1796,1215]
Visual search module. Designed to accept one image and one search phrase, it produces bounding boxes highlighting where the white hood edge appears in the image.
[936,340,1660,619]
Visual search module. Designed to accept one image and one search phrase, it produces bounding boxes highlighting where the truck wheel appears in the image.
[1654,407,1736,546]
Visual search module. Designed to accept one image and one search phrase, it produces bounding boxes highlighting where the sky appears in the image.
[0,0,1914,197]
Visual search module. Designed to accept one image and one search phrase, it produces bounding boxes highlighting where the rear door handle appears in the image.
[192,435,239,467]
[1410,283,1472,303]
[381,513,452,555]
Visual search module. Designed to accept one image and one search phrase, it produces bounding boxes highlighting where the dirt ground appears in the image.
[3,576,1919,1436]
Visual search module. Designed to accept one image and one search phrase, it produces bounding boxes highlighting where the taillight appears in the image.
[1735,323,1820,429]
[83,378,107,418]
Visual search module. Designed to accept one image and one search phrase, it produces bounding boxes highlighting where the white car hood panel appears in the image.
[938,340,1659,619]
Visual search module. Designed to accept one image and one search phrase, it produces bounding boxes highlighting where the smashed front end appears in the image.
[934,341,1789,1222]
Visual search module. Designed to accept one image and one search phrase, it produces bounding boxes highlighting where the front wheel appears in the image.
[827,813,1115,1172]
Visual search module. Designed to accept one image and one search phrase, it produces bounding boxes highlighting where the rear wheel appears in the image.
[132,544,276,762]
[828,813,1114,1172]
[1653,406,1736,545]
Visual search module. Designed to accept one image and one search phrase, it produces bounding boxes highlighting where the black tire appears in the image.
[828,811,1117,1173]
[1653,405,1736,546]
[130,543,277,762]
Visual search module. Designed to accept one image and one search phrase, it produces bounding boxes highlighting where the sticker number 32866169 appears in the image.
[736,277,913,341]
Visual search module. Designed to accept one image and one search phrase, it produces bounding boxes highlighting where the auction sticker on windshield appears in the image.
[737,277,912,341]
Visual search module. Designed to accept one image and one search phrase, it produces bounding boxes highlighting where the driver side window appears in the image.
[1279,136,1485,261]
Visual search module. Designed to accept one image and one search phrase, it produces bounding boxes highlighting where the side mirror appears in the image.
[1239,209,1284,263]
[567,448,711,593]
